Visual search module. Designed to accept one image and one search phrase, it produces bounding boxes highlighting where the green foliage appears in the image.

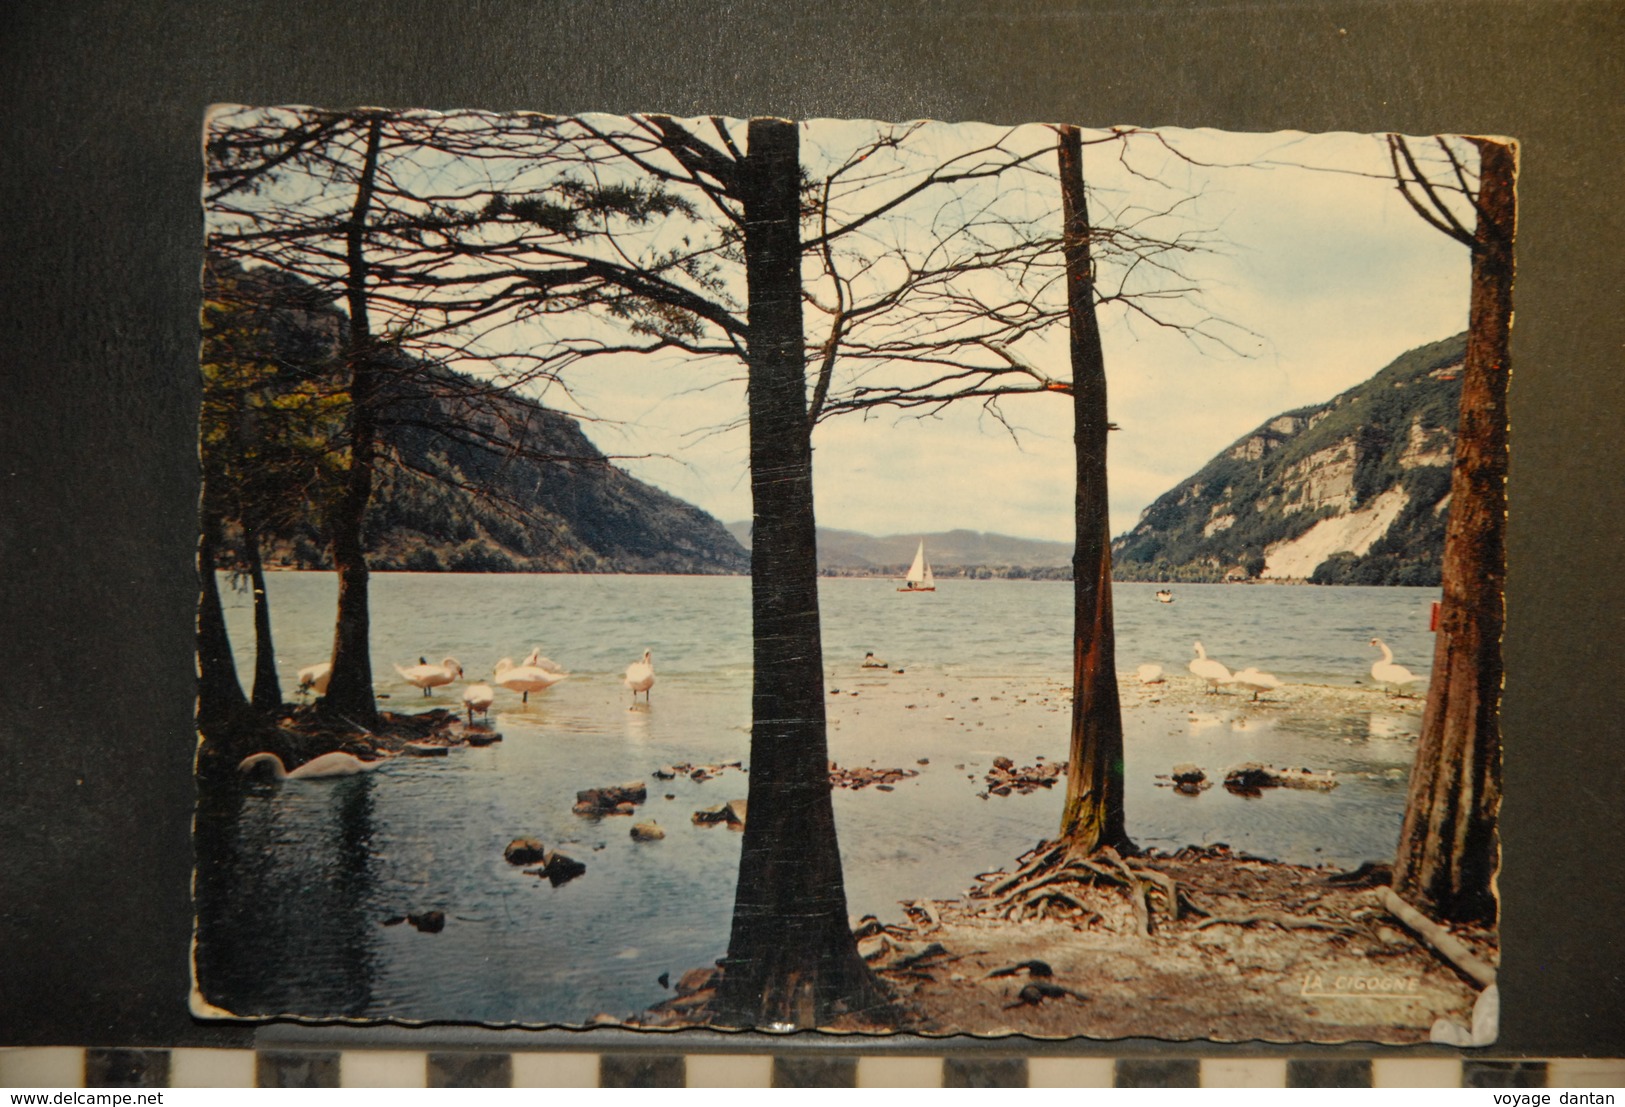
[200,258,347,556]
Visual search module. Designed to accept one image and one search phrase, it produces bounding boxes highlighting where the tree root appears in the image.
[1194,913,1358,935]
[974,840,1193,935]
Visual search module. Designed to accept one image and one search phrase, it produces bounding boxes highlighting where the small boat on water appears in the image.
[1155,589,1174,603]
[897,540,936,593]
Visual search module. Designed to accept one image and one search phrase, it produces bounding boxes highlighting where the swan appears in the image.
[493,657,567,703]
[624,648,655,703]
[1369,638,1422,695]
[1231,666,1284,701]
[462,680,495,724]
[1136,663,1165,685]
[395,656,463,696]
[238,750,384,781]
[296,661,331,696]
[521,647,569,675]
[1188,641,1232,694]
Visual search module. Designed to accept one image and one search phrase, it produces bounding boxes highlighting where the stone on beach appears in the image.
[692,800,747,828]
[524,850,587,885]
[829,762,921,791]
[1223,762,1338,792]
[574,780,648,815]
[982,756,1067,796]
[504,837,547,865]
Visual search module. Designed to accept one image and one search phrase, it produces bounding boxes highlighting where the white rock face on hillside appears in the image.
[1262,487,1411,579]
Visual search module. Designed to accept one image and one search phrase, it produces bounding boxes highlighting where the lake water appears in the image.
[196,573,1439,1024]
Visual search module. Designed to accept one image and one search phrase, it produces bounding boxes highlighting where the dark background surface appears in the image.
[1,1,1620,1057]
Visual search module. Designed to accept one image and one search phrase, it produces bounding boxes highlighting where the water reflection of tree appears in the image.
[195,776,379,1017]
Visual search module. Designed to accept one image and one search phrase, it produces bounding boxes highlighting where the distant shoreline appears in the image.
[258,565,1419,587]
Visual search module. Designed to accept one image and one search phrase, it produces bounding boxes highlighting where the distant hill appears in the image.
[1111,334,1466,585]
[727,522,1074,577]
[363,370,750,574]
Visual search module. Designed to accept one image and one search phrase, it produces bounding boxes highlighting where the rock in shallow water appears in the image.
[505,837,547,865]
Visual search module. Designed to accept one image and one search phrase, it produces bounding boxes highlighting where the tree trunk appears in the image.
[243,521,282,713]
[1055,126,1132,854]
[1392,139,1514,926]
[714,118,887,1029]
[321,115,384,727]
[197,497,250,741]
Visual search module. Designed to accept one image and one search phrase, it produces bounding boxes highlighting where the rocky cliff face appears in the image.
[211,258,748,575]
[1111,334,1466,585]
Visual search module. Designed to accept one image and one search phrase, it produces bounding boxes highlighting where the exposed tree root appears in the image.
[971,838,1197,935]
[1195,913,1358,935]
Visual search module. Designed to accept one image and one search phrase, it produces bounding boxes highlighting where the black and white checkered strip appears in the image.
[2,1049,1622,1088]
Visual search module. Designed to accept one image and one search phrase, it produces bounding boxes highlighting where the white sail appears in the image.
[902,540,935,591]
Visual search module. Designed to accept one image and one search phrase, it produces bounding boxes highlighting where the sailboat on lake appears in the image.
[898,540,937,593]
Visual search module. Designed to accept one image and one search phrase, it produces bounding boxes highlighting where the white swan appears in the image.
[1136,663,1165,685]
[1189,641,1232,694]
[1231,666,1284,701]
[395,656,463,696]
[1369,638,1422,695]
[493,657,567,703]
[462,680,495,724]
[296,661,331,696]
[238,750,384,781]
[521,646,569,675]
[624,648,655,703]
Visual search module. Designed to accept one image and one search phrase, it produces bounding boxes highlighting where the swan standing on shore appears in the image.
[1231,666,1284,701]
[521,646,569,675]
[1136,663,1165,685]
[296,661,332,697]
[624,649,655,704]
[1189,641,1232,694]
[1369,638,1422,695]
[462,680,496,724]
[395,657,463,696]
[493,657,567,703]
[238,751,384,781]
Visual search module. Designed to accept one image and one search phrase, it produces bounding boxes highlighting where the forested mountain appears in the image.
[208,259,748,575]
[1111,334,1466,585]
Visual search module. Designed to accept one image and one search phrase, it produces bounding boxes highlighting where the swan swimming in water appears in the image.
[238,750,384,781]
[624,649,655,704]
[1369,638,1422,695]
[296,661,332,696]
[493,657,567,703]
[395,657,463,696]
[1188,641,1232,694]
[462,680,495,724]
[1231,666,1284,701]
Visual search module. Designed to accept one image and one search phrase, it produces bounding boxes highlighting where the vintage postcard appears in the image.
[192,108,1508,1042]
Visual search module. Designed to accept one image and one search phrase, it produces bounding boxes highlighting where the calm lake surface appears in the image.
[197,573,1438,1023]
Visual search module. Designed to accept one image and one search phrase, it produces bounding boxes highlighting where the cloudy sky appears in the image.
[548,122,1473,542]
[212,111,1473,544]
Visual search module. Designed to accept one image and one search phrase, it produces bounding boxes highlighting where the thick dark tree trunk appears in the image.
[1055,126,1132,854]
[197,499,251,741]
[243,521,282,713]
[321,115,384,727]
[1393,139,1514,925]
[714,118,887,1028]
